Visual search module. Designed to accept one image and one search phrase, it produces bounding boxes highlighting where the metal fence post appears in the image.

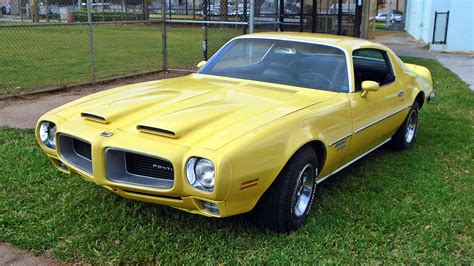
[243,0,247,34]
[249,0,254,33]
[337,0,342,35]
[203,0,208,60]
[161,0,168,71]
[278,0,284,31]
[274,0,278,31]
[299,0,303,32]
[311,0,316,33]
[87,0,95,81]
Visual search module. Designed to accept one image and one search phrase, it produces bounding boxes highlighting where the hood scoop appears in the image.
[136,100,240,139]
[137,125,176,138]
[81,112,108,124]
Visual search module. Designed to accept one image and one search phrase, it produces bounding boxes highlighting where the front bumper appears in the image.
[38,116,234,217]
[428,91,435,102]
[47,153,228,217]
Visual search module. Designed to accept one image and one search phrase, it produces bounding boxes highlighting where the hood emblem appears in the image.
[100,131,113,137]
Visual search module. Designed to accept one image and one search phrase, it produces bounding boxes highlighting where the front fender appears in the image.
[219,94,351,216]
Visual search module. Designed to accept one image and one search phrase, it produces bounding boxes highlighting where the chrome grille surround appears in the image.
[105,148,174,189]
[58,134,93,174]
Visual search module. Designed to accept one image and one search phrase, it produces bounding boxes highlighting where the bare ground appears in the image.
[0,71,186,129]
[0,243,62,265]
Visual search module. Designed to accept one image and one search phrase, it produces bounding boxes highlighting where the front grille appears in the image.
[126,152,174,180]
[105,149,174,189]
[73,138,92,160]
[58,134,93,174]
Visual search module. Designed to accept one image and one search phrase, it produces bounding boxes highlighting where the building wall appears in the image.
[443,0,473,51]
[405,0,473,51]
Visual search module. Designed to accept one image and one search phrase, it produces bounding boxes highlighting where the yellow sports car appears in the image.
[36,32,434,232]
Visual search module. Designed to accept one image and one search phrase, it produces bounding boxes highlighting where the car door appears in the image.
[344,48,407,163]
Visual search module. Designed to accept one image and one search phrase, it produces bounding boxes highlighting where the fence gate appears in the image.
[432,11,449,44]
[278,0,363,37]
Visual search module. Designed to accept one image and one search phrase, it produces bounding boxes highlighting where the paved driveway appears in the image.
[431,52,474,91]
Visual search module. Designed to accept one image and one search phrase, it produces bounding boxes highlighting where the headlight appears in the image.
[186,157,215,192]
[39,121,57,149]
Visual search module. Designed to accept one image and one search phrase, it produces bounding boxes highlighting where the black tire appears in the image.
[391,102,420,150]
[255,146,318,232]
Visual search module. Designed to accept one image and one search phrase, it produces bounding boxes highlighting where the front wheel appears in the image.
[391,102,420,150]
[255,147,318,232]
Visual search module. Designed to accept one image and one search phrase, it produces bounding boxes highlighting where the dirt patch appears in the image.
[0,243,62,265]
[0,71,187,129]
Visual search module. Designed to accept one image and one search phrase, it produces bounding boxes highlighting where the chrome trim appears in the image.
[317,137,391,184]
[104,147,174,189]
[293,163,315,218]
[428,91,435,101]
[355,106,410,134]
[329,133,353,146]
[58,134,93,174]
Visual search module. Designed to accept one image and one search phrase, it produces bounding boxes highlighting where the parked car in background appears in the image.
[36,32,433,232]
[375,11,403,22]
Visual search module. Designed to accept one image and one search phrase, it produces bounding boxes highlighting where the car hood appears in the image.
[52,74,337,150]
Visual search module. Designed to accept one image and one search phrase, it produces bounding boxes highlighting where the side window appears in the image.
[352,49,395,91]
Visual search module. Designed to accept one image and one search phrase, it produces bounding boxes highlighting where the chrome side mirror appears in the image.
[361,81,380,98]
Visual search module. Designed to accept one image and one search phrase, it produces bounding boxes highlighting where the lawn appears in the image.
[374,22,386,29]
[0,23,242,94]
[0,57,473,263]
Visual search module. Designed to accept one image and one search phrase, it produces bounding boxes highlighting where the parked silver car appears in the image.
[375,11,403,23]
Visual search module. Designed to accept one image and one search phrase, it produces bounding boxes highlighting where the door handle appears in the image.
[397,91,405,97]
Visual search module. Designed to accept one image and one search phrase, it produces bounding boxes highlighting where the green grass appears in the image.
[0,57,473,263]
[374,22,386,29]
[0,24,241,94]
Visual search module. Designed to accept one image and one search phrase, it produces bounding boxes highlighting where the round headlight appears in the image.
[186,157,215,191]
[39,121,57,149]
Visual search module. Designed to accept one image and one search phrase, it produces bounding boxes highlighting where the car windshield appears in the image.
[198,38,349,92]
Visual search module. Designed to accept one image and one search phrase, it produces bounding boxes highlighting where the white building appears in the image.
[404,0,473,52]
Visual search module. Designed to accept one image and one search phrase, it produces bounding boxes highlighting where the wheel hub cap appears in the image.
[405,110,418,143]
[294,164,315,218]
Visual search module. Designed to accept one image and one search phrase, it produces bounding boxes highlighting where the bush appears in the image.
[72,11,146,22]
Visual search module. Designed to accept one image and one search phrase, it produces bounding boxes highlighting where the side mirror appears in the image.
[197,60,207,68]
[361,81,380,98]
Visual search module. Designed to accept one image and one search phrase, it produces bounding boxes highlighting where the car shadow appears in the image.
[106,144,393,236]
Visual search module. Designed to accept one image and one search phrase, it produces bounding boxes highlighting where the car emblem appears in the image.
[100,131,113,137]
[152,164,173,172]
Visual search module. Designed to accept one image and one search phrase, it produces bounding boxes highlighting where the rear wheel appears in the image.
[391,102,419,150]
[255,147,318,232]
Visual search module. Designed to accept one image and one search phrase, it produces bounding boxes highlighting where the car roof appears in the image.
[236,32,390,53]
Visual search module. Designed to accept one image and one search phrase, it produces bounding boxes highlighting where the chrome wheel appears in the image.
[405,109,418,144]
[293,164,315,218]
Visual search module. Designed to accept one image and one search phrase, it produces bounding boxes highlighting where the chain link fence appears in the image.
[0,0,362,95]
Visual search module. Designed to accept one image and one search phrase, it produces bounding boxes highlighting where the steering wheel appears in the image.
[300,73,334,89]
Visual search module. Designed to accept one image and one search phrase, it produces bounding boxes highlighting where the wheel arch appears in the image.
[298,140,327,175]
[415,91,425,109]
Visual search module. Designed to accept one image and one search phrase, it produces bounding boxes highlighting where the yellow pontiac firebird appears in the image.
[36,32,434,232]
